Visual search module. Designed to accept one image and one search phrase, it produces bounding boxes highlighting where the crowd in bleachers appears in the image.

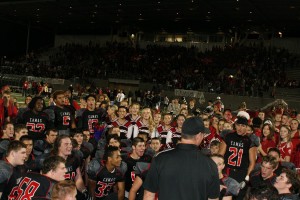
[0,83,299,199]
[2,42,300,97]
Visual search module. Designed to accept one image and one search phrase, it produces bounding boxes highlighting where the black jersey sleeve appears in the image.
[249,134,260,147]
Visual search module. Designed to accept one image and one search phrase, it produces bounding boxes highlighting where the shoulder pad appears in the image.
[121,147,132,154]
[33,140,44,150]
[117,161,127,176]
[96,108,107,119]
[0,160,13,183]
[249,134,260,147]
[43,109,55,122]
[35,153,51,171]
[220,130,232,139]
[97,139,106,151]
[95,149,105,160]
[144,148,155,157]
[120,139,132,147]
[17,108,29,121]
[72,149,84,160]
[141,154,152,162]
[0,140,10,153]
[44,148,52,154]
[134,162,150,175]
[87,159,101,178]
[75,108,85,118]
[223,176,240,196]
[82,142,94,153]
[33,140,45,156]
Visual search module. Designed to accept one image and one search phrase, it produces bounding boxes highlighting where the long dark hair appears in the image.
[28,96,46,111]
[52,135,71,156]
[261,123,275,141]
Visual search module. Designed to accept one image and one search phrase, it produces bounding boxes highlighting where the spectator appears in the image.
[257,123,276,162]
[273,169,300,199]
[278,125,293,162]
[0,91,18,128]
[250,155,277,188]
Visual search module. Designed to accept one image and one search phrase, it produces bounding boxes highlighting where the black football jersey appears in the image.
[33,140,53,157]
[1,160,26,200]
[24,154,39,173]
[90,166,124,200]
[52,106,74,131]
[136,170,148,200]
[123,154,152,192]
[76,108,105,134]
[21,110,52,140]
[64,152,81,181]
[223,131,254,170]
[8,172,57,200]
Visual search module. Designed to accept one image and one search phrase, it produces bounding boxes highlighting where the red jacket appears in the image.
[0,98,18,128]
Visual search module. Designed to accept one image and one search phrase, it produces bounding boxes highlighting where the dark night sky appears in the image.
[0,20,54,57]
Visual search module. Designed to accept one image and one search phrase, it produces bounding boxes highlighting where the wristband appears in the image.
[245,175,249,181]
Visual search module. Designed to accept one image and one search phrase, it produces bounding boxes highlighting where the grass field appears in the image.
[12,92,26,106]
[12,92,51,107]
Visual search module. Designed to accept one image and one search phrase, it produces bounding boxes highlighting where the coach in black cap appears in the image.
[143,117,219,200]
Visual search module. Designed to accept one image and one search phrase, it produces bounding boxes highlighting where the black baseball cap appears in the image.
[182,117,205,135]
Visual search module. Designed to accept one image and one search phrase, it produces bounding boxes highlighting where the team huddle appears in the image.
[0,88,299,200]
